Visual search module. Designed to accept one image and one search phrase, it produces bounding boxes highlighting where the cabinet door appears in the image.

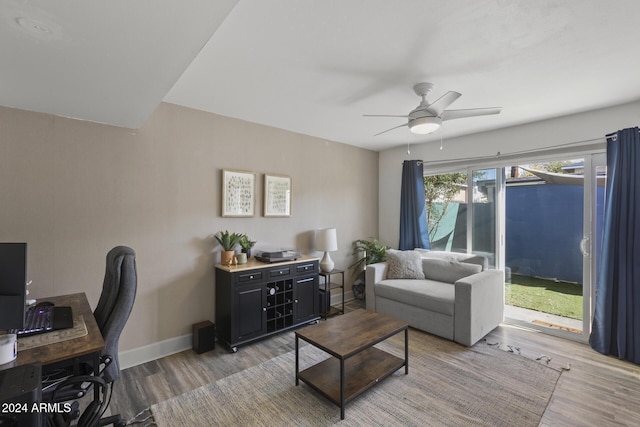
[234,283,266,342]
[294,275,318,324]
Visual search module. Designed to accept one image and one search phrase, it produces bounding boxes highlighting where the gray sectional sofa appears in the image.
[365,249,504,346]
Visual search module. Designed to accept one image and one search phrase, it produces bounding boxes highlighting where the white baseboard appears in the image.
[118,291,356,369]
[118,333,192,370]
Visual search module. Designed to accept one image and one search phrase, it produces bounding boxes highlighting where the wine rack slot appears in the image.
[267,278,294,332]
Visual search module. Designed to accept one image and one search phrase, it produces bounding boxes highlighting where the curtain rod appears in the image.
[411,136,605,166]
[606,127,640,141]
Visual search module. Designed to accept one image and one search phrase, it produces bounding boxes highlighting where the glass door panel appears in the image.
[586,153,606,336]
[424,172,468,252]
[503,158,597,340]
[471,169,498,267]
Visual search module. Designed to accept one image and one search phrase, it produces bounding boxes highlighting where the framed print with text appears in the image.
[222,169,256,217]
[264,174,291,217]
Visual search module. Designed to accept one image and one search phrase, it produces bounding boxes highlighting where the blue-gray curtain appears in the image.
[590,126,640,364]
[399,160,430,250]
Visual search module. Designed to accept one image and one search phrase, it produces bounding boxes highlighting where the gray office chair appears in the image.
[94,246,137,384]
[46,246,137,427]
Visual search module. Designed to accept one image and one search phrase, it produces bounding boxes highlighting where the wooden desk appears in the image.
[13,293,105,367]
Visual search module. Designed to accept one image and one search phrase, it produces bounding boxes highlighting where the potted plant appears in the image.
[215,230,244,264]
[349,238,389,299]
[239,235,257,259]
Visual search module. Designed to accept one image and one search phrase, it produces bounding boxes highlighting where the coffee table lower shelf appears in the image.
[297,346,405,416]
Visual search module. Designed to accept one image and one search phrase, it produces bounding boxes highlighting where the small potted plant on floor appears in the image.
[239,235,257,259]
[349,238,389,299]
[216,230,244,265]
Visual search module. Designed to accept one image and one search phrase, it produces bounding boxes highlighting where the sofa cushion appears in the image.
[386,249,424,279]
[461,255,489,271]
[415,249,489,271]
[422,258,482,284]
[414,249,467,261]
[376,279,455,315]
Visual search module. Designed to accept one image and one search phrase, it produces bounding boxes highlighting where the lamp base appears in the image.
[320,252,334,273]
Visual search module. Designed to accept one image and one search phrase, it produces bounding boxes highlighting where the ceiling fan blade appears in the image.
[374,123,408,136]
[363,114,410,118]
[425,91,461,116]
[441,107,502,121]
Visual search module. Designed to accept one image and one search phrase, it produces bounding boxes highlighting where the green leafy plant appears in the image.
[215,230,244,251]
[349,238,389,274]
[239,235,256,251]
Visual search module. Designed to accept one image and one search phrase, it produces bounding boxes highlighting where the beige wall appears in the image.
[0,102,378,354]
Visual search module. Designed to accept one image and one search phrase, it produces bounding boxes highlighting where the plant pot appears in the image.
[221,250,235,265]
[242,248,252,259]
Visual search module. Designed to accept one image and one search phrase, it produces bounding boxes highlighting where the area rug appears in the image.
[150,330,562,426]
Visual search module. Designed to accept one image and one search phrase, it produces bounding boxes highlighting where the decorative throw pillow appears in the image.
[386,249,425,279]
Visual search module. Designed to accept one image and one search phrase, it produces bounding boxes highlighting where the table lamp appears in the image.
[316,228,338,272]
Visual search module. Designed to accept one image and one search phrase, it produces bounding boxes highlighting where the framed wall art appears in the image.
[264,174,291,217]
[222,169,256,217]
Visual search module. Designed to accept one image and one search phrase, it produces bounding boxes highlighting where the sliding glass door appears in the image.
[502,155,604,341]
[424,153,605,342]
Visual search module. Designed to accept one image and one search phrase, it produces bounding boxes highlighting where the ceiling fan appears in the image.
[365,82,501,136]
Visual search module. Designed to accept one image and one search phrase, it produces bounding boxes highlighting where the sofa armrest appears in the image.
[365,262,388,312]
[454,269,504,346]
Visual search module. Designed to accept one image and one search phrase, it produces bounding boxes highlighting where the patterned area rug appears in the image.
[151,329,562,426]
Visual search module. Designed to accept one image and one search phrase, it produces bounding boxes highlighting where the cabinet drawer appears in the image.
[237,271,263,283]
[269,267,291,278]
[296,263,317,274]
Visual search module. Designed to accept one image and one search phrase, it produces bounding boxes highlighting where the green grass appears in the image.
[505,274,583,320]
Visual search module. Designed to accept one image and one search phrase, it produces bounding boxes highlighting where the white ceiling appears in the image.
[3,1,640,151]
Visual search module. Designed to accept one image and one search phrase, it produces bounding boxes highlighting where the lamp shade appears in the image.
[315,228,338,252]
[409,116,441,134]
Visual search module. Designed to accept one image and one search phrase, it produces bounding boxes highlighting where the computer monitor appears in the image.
[0,243,27,330]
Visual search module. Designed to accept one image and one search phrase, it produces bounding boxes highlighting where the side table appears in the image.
[318,269,344,319]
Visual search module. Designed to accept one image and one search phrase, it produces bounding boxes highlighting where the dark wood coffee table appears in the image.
[295,309,408,420]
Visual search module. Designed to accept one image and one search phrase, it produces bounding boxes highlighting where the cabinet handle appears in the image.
[297,278,314,284]
[263,307,267,311]
[249,275,254,279]
[295,299,299,303]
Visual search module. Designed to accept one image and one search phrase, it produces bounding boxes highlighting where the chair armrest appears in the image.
[365,262,388,311]
[454,269,504,346]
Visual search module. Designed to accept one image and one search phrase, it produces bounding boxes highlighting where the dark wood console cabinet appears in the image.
[215,256,320,352]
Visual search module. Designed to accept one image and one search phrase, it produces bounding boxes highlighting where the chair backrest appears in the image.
[93,246,137,383]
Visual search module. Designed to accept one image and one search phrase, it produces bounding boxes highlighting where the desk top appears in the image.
[12,293,105,367]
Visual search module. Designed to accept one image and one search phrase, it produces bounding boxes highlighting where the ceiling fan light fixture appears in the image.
[409,116,441,134]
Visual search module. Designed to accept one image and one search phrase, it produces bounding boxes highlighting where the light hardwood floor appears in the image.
[109,300,640,426]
